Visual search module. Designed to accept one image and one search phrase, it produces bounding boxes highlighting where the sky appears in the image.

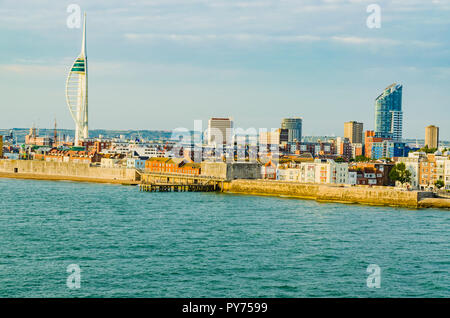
[0,0,449,140]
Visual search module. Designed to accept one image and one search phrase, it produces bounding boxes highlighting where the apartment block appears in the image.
[208,118,233,146]
[425,125,439,149]
[344,121,363,144]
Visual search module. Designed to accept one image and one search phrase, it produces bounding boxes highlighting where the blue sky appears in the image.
[0,0,449,139]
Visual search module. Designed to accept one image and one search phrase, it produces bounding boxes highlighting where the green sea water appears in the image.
[0,178,449,297]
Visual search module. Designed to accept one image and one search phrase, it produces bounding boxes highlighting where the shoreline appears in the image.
[0,172,139,185]
[1,171,449,210]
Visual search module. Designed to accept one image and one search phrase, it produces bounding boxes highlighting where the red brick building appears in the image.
[145,157,201,175]
[44,149,102,163]
[350,162,394,186]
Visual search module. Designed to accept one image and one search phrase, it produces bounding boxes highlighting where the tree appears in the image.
[435,180,445,189]
[389,162,412,185]
[419,145,437,154]
[355,155,371,162]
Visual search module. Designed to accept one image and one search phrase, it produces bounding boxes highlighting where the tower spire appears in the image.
[66,11,89,147]
[81,12,86,56]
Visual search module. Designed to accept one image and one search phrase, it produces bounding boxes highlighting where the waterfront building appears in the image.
[276,166,301,182]
[207,118,233,146]
[261,160,277,180]
[145,157,201,175]
[277,159,348,184]
[0,135,3,158]
[344,121,363,144]
[127,158,147,170]
[281,117,303,144]
[396,152,427,189]
[425,125,439,149]
[350,162,394,186]
[444,158,450,190]
[356,167,385,186]
[45,149,101,164]
[299,162,317,183]
[435,154,448,190]
[313,159,349,184]
[101,157,124,168]
[374,83,403,140]
[415,152,449,190]
[348,169,357,185]
[66,13,89,146]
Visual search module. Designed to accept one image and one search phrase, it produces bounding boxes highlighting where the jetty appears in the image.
[139,171,225,193]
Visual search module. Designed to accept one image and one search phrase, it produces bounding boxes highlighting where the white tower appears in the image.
[66,13,88,146]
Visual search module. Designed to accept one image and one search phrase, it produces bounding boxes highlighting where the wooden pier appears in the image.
[140,183,217,192]
[139,172,225,193]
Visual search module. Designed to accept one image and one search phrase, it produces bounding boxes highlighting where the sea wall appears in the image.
[222,179,437,208]
[0,159,138,183]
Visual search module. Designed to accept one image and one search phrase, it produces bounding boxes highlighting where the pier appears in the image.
[139,171,226,193]
[140,183,217,192]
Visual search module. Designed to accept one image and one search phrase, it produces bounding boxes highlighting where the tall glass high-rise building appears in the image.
[374,83,403,141]
[281,117,303,144]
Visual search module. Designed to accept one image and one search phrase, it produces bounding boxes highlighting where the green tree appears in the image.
[435,180,445,189]
[419,145,437,154]
[389,162,412,185]
[355,155,371,162]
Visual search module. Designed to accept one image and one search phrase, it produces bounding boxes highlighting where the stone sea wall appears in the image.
[222,179,438,208]
[0,159,138,183]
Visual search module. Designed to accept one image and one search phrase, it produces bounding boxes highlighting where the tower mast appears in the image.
[65,12,89,147]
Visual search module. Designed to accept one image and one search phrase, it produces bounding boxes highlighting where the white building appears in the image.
[396,152,426,189]
[348,170,357,185]
[276,159,349,185]
[101,158,123,168]
[207,117,233,146]
[299,162,316,183]
[313,159,349,184]
[277,167,300,182]
[444,159,450,190]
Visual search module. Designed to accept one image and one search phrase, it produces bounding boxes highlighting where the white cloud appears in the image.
[124,33,322,43]
[331,36,400,45]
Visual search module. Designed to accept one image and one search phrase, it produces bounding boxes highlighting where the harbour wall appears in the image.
[222,179,439,209]
[0,159,138,184]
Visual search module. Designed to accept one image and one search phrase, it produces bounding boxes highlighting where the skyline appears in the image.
[0,0,449,139]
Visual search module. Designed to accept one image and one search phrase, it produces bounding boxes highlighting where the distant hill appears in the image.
[0,128,173,144]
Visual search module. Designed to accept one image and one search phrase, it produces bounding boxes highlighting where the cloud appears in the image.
[125,33,440,50]
[124,33,322,43]
[0,64,64,75]
[331,36,400,46]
